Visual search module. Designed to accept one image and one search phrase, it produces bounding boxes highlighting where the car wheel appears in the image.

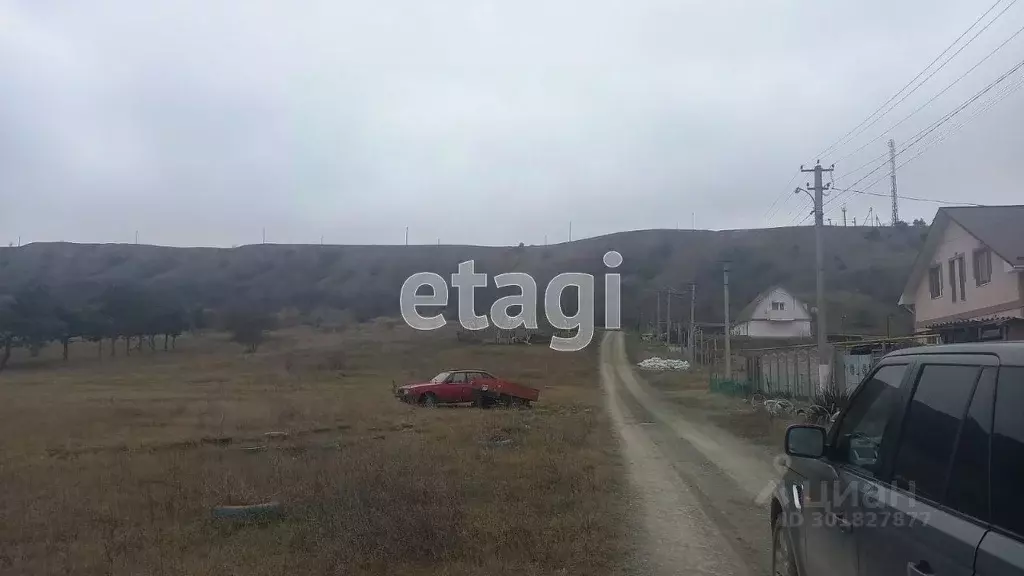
[421,393,438,408]
[772,515,798,576]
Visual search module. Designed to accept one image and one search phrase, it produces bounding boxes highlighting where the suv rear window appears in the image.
[993,366,1024,537]
[891,364,979,503]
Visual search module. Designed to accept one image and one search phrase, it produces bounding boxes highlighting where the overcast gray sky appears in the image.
[1,1,1022,247]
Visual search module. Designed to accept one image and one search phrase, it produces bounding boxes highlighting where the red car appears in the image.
[394,369,539,408]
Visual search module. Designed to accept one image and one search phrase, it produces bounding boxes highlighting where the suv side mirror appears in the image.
[785,425,826,459]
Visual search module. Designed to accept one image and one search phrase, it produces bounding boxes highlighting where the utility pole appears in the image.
[842,205,847,227]
[135,231,139,245]
[405,227,409,246]
[666,288,672,344]
[889,138,899,225]
[688,282,697,362]
[799,160,834,389]
[722,262,731,379]
[655,290,662,341]
[262,228,266,244]
[568,221,573,242]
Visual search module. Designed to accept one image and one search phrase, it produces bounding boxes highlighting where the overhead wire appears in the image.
[830,17,1024,166]
[762,170,802,225]
[813,0,1014,161]
[774,0,1020,227]
[834,150,889,184]
[779,0,1015,227]
[891,72,1024,169]
[818,75,1024,222]
[814,53,1024,222]
[828,187,982,206]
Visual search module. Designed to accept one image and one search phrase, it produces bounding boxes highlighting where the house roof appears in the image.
[945,206,1024,266]
[899,206,1024,305]
[734,285,809,322]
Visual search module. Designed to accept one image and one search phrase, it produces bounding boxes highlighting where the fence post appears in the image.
[782,351,789,397]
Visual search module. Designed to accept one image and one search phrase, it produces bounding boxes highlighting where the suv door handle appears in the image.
[907,561,933,576]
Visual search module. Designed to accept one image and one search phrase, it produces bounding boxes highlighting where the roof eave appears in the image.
[899,211,950,305]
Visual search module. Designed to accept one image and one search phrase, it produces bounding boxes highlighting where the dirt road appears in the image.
[600,331,780,576]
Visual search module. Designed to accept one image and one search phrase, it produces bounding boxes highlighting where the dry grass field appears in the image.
[0,321,628,576]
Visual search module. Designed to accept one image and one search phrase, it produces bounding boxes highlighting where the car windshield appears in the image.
[430,372,450,384]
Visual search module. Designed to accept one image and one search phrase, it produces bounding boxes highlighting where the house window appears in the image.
[974,247,992,286]
[771,301,785,311]
[949,258,958,302]
[929,264,943,299]
[957,254,967,301]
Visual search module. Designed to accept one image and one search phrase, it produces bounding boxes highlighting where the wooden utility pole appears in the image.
[655,290,662,341]
[666,288,672,344]
[723,261,731,379]
[688,282,697,362]
[800,160,834,390]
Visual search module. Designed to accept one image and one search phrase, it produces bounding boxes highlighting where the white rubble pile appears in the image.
[637,357,691,371]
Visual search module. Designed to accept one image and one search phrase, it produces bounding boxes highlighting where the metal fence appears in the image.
[738,335,940,400]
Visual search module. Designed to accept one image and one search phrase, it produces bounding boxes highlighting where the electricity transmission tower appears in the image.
[889,139,899,225]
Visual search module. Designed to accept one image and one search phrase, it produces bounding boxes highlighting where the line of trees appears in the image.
[0,285,195,373]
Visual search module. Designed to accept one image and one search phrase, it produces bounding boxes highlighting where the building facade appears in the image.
[731,286,813,339]
[898,206,1024,343]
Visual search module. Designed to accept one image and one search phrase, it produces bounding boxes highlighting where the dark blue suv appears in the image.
[771,343,1024,576]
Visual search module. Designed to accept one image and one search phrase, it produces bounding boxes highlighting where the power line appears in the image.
[832,74,1020,207]
[831,16,1024,166]
[828,187,982,206]
[814,0,1015,161]
[835,149,889,183]
[763,170,802,225]
[892,72,1024,168]
[816,54,1024,220]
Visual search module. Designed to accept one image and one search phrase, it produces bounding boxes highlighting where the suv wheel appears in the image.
[772,516,797,576]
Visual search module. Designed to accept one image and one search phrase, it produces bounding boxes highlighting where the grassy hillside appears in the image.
[0,225,926,335]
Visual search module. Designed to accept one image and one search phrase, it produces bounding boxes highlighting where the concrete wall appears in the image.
[912,220,1023,329]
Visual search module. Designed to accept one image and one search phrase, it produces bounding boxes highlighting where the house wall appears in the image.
[913,220,1024,328]
[743,288,812,322]
[733,319,812,338]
